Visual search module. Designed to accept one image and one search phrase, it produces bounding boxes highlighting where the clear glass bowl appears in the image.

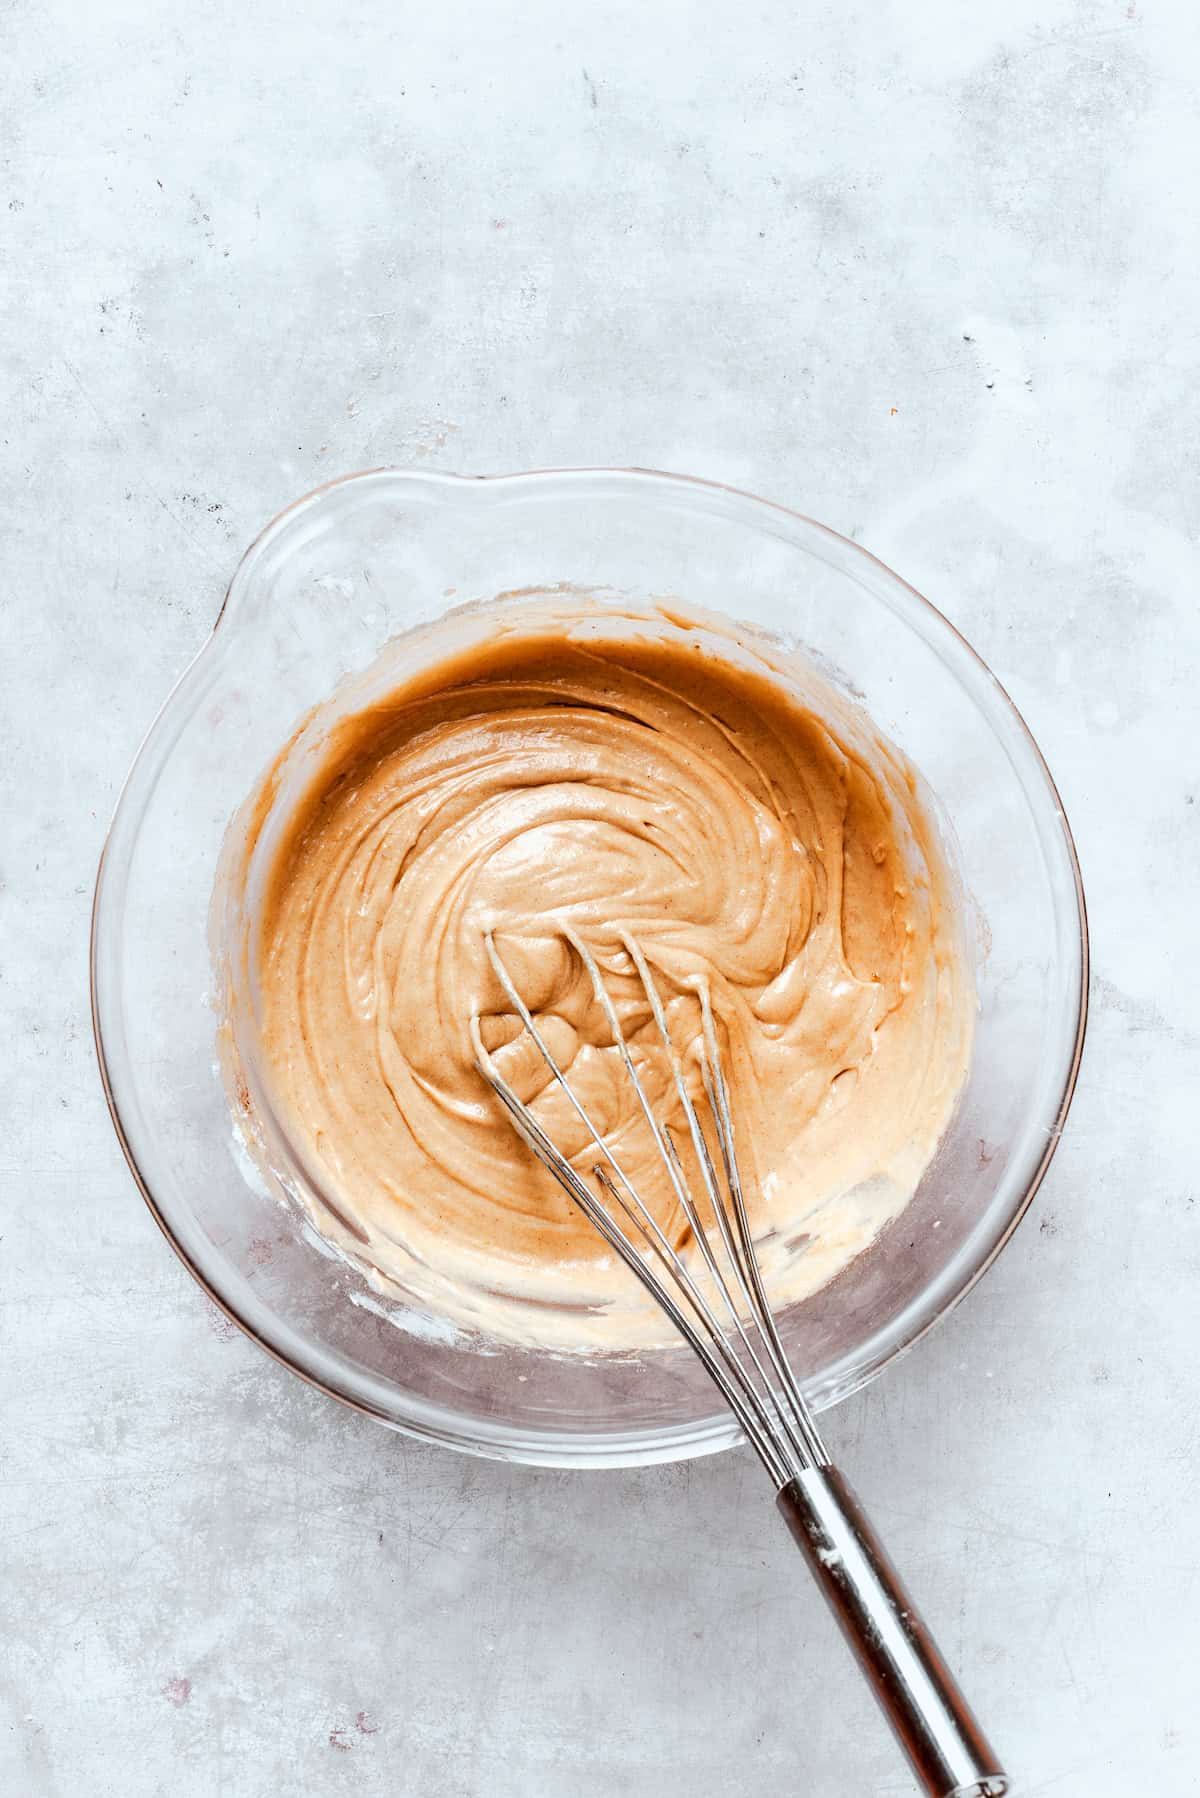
[91,468,1087,1467]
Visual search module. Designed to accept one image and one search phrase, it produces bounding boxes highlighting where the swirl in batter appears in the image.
[221,600,973,1349]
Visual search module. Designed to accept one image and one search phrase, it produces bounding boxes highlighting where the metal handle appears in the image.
[777,1468,1007,1797]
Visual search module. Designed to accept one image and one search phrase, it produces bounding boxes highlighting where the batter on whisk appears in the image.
[219,597,974,1348]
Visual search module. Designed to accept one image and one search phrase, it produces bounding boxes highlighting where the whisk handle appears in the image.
[777,1468,1007,1798]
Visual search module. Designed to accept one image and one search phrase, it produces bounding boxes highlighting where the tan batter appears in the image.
[219,599,973,1349]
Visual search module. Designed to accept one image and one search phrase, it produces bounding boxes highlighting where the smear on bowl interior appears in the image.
[212,597,974,1351]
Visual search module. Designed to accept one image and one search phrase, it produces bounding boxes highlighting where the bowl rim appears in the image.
[91,464,1089,1467]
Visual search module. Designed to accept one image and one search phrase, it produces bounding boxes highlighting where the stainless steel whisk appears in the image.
[472,929,1007,1798]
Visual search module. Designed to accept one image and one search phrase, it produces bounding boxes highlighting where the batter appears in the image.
[218,599,973,1349]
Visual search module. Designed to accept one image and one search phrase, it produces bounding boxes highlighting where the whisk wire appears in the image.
[481,932,759,1362]
[476,930,828,1481]
[469,1009,790,1483]
[575,929,820,1477]
[697,989,828,1468]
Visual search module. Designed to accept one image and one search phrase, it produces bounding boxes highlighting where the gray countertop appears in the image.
[3,1,1197,1792]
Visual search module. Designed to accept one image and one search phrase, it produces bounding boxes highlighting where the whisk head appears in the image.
[471,928,829,1488]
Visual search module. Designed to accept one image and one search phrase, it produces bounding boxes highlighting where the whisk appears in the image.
[472,929,1008,1798]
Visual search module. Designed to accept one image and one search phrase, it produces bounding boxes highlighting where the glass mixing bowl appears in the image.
[91,468,1087,1467]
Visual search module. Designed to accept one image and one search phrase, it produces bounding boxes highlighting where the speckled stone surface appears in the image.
[3,0,1198,1792]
